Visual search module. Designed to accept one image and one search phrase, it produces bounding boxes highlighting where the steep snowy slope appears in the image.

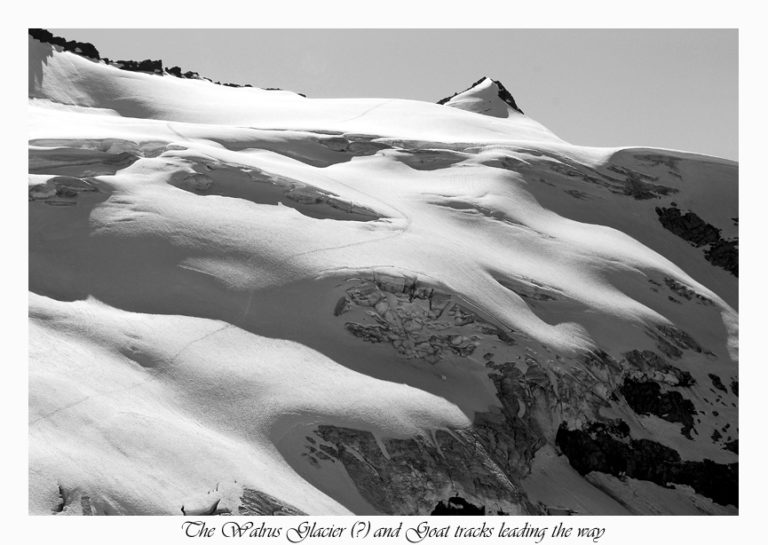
[29,35,738,516]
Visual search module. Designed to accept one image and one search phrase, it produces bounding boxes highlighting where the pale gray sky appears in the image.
[51,29,738,160]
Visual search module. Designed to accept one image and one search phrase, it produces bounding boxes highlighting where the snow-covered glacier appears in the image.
[28,33,738,516]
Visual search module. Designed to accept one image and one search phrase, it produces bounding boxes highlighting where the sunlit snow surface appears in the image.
[29,38,737,515]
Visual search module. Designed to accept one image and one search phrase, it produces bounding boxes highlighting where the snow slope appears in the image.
[29,37,738,516]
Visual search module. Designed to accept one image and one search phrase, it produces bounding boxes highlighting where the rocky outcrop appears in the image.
[623,350,695,387]
[339,277,489,363]
[437,76,524,114]
[110,58,163,74]
[655,206,738,276]
[313,425,536,515]
[708,373,727,393]
[238,489,306,516]
[646,325,704,359]
[333,274,735,514]
[492,147,679,201]
[664,277,714,305]
[619,377,696,438]
[473,361,548,481]
[493,80,524,114]
[431,496,485,515]
[29,28,100,59]
[556,420,738,507]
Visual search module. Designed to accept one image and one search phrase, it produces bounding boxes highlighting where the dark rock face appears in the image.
[664,277,713,305]
[705,239,739,276]
[646,325,703,360]
[708,373,727,393]
[619,378,696,438]
[313,425,534,515]
[333,275,736,514]
[473,361,547,481]
[492,79,524,114]
[624,350,695,387]
[238,489,306,516]
[114,58,163,74]
[656,207,720,246]
[339,277,487,363]
[431,496,485,515]
[556,421,738,507]
[29,28,100,59]
[437,76,524,114]
[655,206,738,276]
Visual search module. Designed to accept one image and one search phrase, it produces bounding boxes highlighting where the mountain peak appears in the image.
[437,76,524,118]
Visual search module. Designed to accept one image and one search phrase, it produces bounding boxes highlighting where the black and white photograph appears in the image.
[13,2,760,542]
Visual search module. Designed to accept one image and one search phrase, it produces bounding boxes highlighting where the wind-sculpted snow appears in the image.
[29,37,738,515]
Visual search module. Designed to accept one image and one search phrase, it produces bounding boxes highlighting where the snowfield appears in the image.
[29,36,738,515]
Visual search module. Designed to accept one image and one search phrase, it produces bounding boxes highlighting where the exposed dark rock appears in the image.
[333,296,350,316]
[437,76,524,114]
[724,440,738,454]
[344,322,387,343]
[607,165,677,200]
[730,379,738,396]
[655,207,738,276]
[619,377,696,439]
[431,496,485,515]
[503,147,678,200]
[239,488,306,516]
[708,373,727,393]
[29,28,100,59]
[656,207,720,246]
[663,277,713,305]
[339,278,480,363]
[556,421,738,507]
[634,154,683,176]
[493,79,524,114]
[646,325,703,360]
[474,361,548,481]
[314,425,534,515]
[115,58,163,74]
[705,239,738,277]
